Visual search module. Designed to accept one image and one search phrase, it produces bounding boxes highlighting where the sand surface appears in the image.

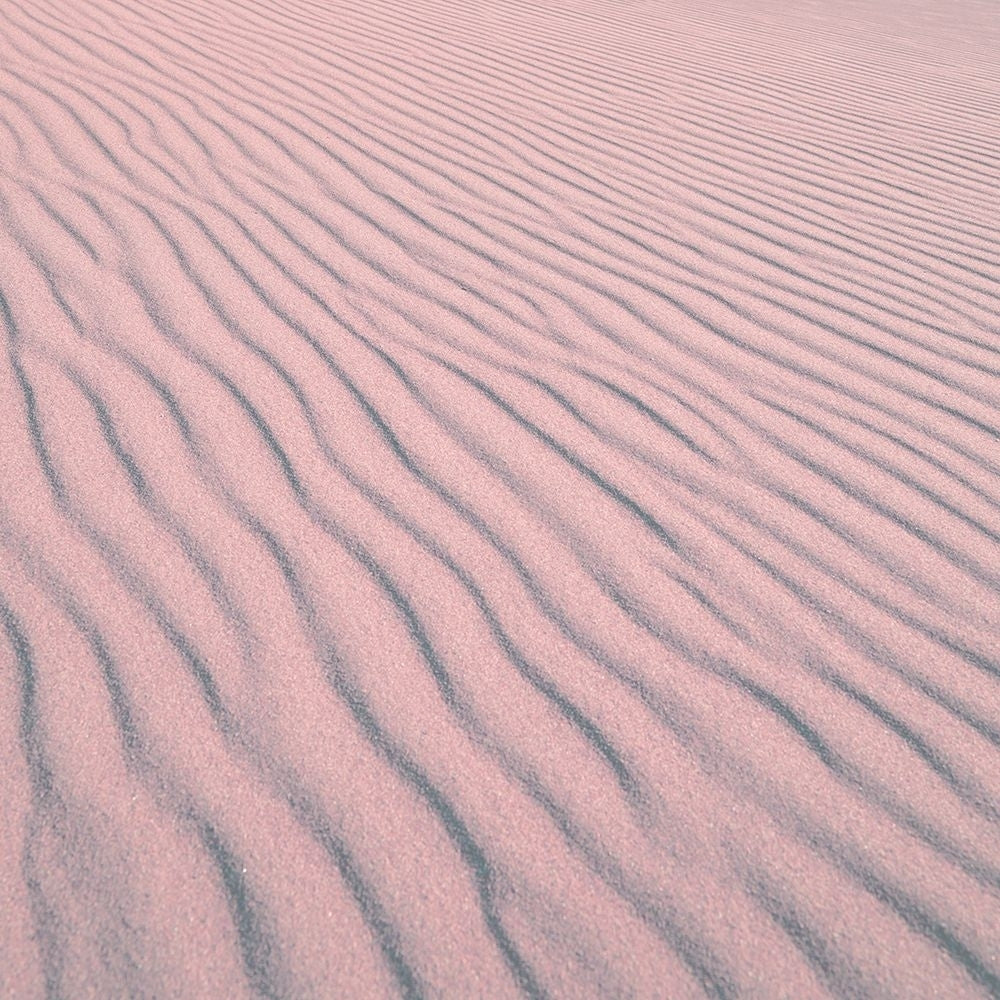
[1,0,999,997]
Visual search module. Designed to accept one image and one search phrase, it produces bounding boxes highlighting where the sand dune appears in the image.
[1,0,998,996]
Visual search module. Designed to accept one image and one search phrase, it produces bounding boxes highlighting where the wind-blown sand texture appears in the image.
[1,0,999,996]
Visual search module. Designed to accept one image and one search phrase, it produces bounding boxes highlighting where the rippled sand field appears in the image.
[1,0,999,997]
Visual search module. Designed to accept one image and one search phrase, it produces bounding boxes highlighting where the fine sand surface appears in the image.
[1,0,999,996]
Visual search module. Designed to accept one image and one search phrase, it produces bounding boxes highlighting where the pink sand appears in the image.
[1,0,999,996]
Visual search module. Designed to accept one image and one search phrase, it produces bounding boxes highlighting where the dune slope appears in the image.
[1,0,999,997]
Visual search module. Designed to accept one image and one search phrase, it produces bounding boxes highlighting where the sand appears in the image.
[1,0,999,996]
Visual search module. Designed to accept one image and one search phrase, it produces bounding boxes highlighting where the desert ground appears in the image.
[1,0,999,996]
